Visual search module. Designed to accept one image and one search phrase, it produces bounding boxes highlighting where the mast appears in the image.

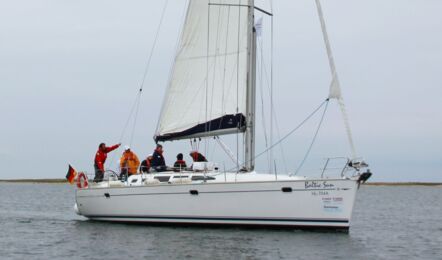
[244,0,256,171]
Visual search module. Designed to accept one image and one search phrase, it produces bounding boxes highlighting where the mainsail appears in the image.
[155,0,251,142]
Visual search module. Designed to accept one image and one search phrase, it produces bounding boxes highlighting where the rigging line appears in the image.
[118,93,141,143]
[274,114,289,173]
[254,99,327,165]
[126,0,168,150]
[235,1,242,172]
[154,0,189,137]
[259,38,289,173]
[257,38,271,173]
[228,99,328,172]
[205,0,212,157]
[215,136,240,166]
[210,135,217,160]
[129,94,142,147]
[207,5,224,159]
[109,92,142,168]
[293,99,329,176]
[263,70,289,174]
[269,1,274,174]
[138,0,169,92]
[217,5,231,132]
[274,111,289,173]
[112,0,169,167]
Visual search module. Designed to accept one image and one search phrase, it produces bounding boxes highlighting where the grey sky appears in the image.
[0,0,441,181]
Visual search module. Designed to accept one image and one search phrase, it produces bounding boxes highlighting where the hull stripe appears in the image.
[77,188,341,198]
[85,215,349,223]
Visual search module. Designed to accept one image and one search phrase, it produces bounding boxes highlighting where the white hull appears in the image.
[75,173,360,230]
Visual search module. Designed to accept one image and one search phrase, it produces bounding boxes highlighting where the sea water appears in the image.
[0,183,441,259]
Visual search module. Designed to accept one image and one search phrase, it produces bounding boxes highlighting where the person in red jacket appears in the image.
[173,153,187,171]
[189,151,207,162]
[94,142,121,182]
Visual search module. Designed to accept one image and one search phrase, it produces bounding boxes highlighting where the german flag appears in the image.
[66,164,77,184]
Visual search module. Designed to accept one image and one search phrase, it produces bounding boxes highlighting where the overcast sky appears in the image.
[0,0,441,182]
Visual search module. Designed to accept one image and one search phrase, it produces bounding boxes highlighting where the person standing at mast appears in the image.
[94,142,121,182]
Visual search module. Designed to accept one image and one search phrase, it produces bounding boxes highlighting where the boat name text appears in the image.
[305,181,335,189]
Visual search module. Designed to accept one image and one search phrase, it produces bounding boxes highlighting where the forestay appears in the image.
[155,0,250,142]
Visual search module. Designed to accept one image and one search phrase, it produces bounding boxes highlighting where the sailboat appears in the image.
[74,0,371,230]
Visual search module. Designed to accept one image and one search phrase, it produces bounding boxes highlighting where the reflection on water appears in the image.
[0,183,441,259]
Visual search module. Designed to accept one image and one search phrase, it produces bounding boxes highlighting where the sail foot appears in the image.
[155,113,246,142]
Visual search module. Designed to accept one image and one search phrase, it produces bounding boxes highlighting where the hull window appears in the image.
[173,176,189,178]
[191,176,216,181]
[154,176,171,182]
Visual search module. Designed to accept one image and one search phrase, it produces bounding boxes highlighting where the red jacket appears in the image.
[94,144,119,171]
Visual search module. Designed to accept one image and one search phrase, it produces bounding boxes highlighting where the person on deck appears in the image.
[173,153,187,170]
[119,146,140,179]
[189,151,208,162]
[94,142,121,182]
[140,154,153,173]
[151,144,167,172]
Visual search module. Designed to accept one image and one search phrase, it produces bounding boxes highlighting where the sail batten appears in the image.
[155,0,251,142]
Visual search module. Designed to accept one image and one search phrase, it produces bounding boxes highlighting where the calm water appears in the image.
[0,183,441,259]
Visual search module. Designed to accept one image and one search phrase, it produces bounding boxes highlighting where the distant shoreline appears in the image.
[0,179,441,186]
[364,182,442,186]
[0,179,68,184]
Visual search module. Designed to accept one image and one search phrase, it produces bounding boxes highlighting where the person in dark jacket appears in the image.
[94,142,121,182]
[173,153,187,171]
[189,151,207,162]
[151,144,167,172]
[140,154,153,173]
